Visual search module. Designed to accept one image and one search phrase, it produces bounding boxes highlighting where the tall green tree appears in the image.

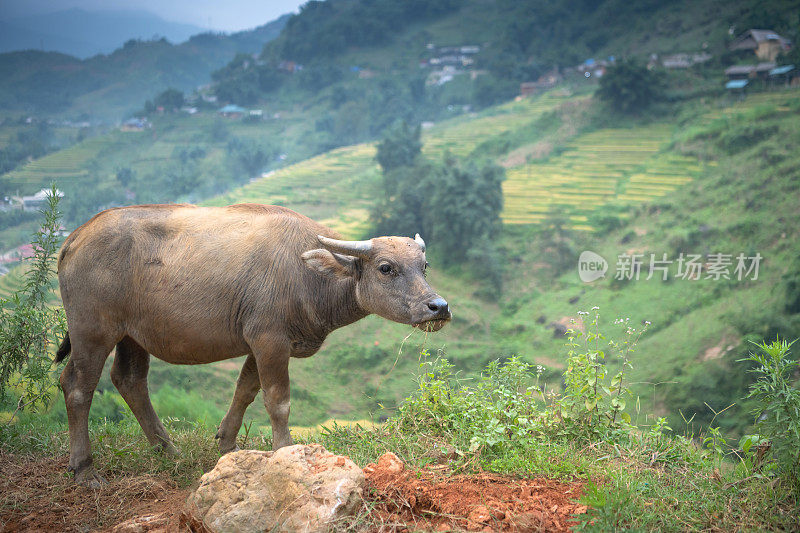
[426,155,505,266]
[376,121,422,175]
[597,59,663,114]
[372,123,506,297]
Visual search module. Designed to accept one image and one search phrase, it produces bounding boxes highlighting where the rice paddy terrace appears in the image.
[1,135,124,193]
[203,91,574,236]
[200,90,706,236]
[501,126,701,229]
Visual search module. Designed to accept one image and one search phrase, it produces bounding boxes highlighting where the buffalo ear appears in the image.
[301,249,358,279]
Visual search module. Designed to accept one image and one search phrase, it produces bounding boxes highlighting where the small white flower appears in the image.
[591,306,599,311]
[644,320,651,326]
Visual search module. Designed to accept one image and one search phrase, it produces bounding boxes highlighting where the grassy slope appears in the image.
[3,88,799,436]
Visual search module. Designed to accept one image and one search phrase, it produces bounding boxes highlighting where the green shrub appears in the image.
[392,308,647,459]
[0,185,66,418]
[741,339,800,494]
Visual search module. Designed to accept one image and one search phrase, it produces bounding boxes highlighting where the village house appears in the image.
[20,188,64,212]
[520,68,563,96]
[768,64,799,87]
[729,29,792,61]
[419,44,480,69]
[660,52,713,69]
[724,62,777,81]
[575,57,614,78]
[278,61,303,73]
[0,244,35,264]
[120,117,149,132]
[217,104,247,118]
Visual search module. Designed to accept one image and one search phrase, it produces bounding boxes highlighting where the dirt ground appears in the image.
[364,453,587,532]
[0,453,188,532]
[0,452,588,532]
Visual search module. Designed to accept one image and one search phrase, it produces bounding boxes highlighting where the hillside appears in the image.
[0,14,289,120]
[3,86,798,441]
[0,0,798,435]
[190,88,800,438]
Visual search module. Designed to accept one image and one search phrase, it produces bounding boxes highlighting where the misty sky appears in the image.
[0,0,307,31]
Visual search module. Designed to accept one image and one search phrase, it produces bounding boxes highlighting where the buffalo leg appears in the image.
[60,336,113,488]
[254,347,292,449]
[216,354,260,454]
[110,337,177,455]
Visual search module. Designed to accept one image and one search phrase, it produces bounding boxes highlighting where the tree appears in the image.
[371,124,507,297]
[426,155,505,266]
[538,210,576,274]
[116,167,134,188]
[376,121,422,175]
[153,88,185,112]
[226,138,278,179]
[597,59,663,114]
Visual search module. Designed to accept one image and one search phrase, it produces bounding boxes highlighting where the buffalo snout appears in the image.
[413,295,451,332]
[426,297,450,319]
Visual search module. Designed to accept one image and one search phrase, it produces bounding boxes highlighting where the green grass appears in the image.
[421,91,573,157]
[203,143,382,236]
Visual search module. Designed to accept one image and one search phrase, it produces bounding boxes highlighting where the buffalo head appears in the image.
[301,234,451,331]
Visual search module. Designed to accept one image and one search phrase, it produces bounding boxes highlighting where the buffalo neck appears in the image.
[315,276,368,333]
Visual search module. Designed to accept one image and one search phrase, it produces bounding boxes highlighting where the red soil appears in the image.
[364,453,588,532]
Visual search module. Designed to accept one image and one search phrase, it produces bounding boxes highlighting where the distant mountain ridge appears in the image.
[0,13,290,120]
[0,8,207,58]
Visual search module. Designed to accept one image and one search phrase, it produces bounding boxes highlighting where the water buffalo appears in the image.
[55,203,450,487]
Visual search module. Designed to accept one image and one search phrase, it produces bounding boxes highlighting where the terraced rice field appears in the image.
[203,143,382,236]
[0,264,27,300]
[500,91,798,231]
[502,125,701,230]
[422,92,572,157]
[1,136,122,193]
[205,92,572,236]
[0,262,61,304]
[697,89,800,128]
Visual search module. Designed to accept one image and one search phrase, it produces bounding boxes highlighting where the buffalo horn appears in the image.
[317,235,373,257]
[415,233,426,252]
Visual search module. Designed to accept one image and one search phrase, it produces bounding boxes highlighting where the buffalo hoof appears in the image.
[74,467,107,489]
[156,441,180,457]
[219,444,241,455]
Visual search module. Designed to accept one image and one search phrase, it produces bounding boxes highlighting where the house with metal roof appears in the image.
[217,104,248,118]
[729,29,792,61]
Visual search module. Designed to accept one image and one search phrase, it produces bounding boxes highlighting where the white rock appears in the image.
[184,445,364,533]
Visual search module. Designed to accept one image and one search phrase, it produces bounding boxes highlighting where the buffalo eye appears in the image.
[379,263,392,275]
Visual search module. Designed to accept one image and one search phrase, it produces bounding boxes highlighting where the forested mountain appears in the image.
[0,14,290,120]
[0,8,206,58]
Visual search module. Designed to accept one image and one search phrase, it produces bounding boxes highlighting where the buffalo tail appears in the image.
[55,332,71,363]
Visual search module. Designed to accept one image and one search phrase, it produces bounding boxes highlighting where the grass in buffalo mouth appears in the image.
[413,318,449,332]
